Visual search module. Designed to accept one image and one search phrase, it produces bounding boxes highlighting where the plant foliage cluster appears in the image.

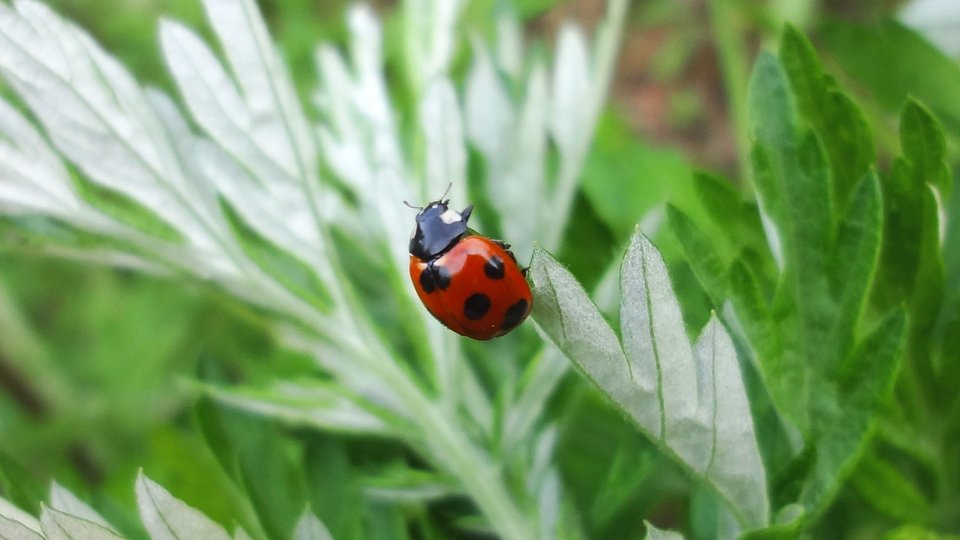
[0,0,958,539]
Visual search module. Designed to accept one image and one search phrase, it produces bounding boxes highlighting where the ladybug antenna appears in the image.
[439,182,453,203]
[402,200,422,211]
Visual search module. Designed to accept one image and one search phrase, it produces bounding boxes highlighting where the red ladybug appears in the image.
[408,198,532,340]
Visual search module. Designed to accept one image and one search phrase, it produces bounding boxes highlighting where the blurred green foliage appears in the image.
[1,0,960,538]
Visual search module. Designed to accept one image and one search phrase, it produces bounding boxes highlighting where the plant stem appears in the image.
[340,333,536,540]
[709,0,753,182]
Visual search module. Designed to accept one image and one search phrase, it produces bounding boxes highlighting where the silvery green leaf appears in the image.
[549,24,590,158]
[420,79,467,202]
[0,496,41,535]
[620,232,699,441]
[644,521,684,540]
[528,249,635,415]
[49,483,112,530]
[292,510,332,540]
[199,0,315,182]
[495,14,524,80]
[502,348,568,455]
[136,472,231,540]
[0,513,43,540]
[363,468,459,503]
[693,316,769,527]
[159,17,326,265]
[202,380,406,438]
[465,39,514,168]
[0,97,82,218]
[498,64,550,258]
[402,0,464,89]
[0,1,217,248]
[531,230,769,528]
[232,528,252,540]
[40,506,123,540]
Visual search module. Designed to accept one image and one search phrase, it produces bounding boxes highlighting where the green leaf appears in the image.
[135,472,232,540]
[900,100,951,196]
[821,20,960,134]
[804,309,906,510]
[581,113,694,243]
[851,452,931,523]
[530,230,769,528]
[780,26,874,207]
[40,506,123,540]
[827,171,883,361]
[667,204,727,306]
[747,52,836,428]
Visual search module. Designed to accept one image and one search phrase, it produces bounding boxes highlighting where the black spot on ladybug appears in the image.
[502,299,528,331]
[484,256,505,280]
[464,293,491,320]
[419,268,436,293]
[435,264,452,290]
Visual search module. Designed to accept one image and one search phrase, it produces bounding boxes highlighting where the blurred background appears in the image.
[1,0,958,538]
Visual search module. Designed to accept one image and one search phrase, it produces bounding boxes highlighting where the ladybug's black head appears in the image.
[408,199,474,260]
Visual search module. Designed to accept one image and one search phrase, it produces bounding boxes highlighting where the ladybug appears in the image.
[408,198,532,340]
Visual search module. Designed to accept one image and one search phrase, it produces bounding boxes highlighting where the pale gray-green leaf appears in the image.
[620,232,698,441]
[550,24,590,157]
[0,496,41,535]
[40,506,123,540]
[136,472,231,540]
[49,483,113,530]
[529,248,636,416]
[203,381,404,437]
[693,316,770,527]
[420,79,467,201]
[0,514,43,540]
[532,231,768,529]
[200,0,315,180]
[0,1,215,246]
[644,521,684,540]
[292,510,333,540]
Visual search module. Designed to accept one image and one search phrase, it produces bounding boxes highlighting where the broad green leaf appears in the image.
[292,510,333,540]
[885,525,960,540]
[582,114,694,243]
[530,230,768,528]
[821,19,960,133]
[136,472,232,540]
[40,506,123,540]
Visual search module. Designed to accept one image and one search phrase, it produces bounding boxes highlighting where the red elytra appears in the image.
[407,199,531,340]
